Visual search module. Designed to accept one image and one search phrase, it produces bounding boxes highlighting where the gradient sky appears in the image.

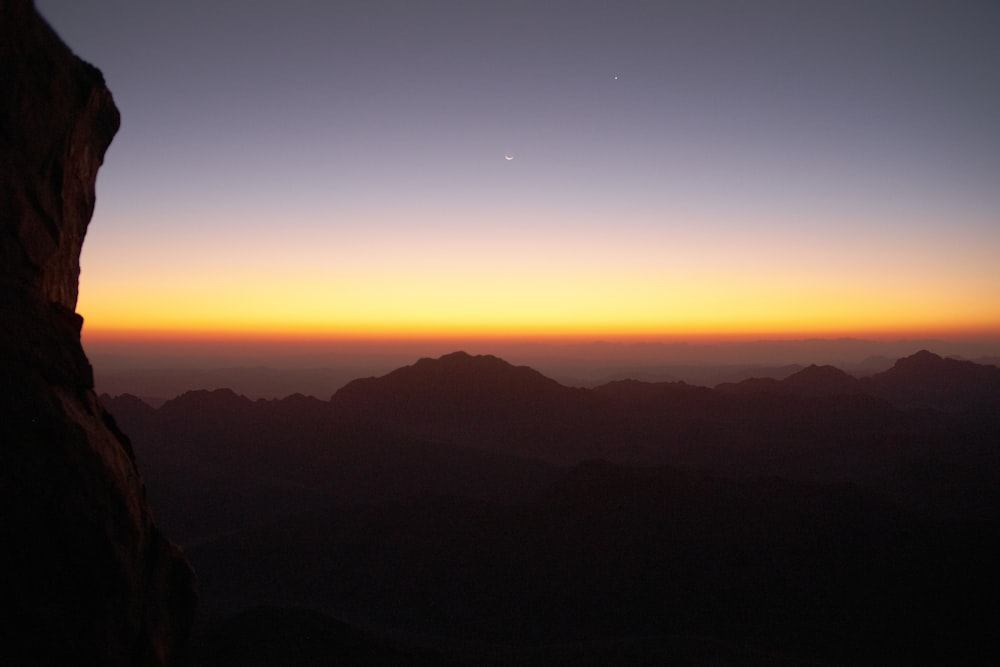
[36,0,1000,343]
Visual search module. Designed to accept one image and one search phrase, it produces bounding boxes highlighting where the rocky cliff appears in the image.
[0,1,197,665]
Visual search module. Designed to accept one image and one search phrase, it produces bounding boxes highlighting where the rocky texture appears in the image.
[1,1,197,665]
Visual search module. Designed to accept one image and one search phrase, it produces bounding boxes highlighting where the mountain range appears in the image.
[101,349,1000,665]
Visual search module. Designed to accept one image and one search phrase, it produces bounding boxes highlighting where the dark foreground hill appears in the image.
[104,349,1000,664]
[186,461,995,665]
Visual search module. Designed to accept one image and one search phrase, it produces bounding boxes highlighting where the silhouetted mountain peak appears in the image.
[414,350,538,375]
[878,349,989,385]
[894,349,943,370]
[159,388,253,416]
[781,364,860,396]
[867,349,1000,411]
[788,363,849,379]
[407,350,526,380]
[431,350,474,362]
[335,351,568,403]
[100,392,155,413]
[277,392,326,408]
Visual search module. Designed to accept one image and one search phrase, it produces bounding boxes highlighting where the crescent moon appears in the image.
[504,154,514,161]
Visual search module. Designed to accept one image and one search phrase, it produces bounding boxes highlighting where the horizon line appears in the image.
[81,326,1000,346]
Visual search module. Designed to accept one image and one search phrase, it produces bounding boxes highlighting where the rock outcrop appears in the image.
[1,1,197,665]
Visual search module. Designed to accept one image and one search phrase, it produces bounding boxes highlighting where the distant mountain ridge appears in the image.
[339,348,1000,409]
[106,348,1000,535]
[716,349,1000,400]
[101,349,1000,665]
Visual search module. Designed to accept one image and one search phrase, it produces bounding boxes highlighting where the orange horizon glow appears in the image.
[77,276,1000,344]
[81,322,1000,346]
[77,209,1000,348]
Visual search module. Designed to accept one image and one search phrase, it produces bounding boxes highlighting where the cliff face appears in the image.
[0,1,197,665]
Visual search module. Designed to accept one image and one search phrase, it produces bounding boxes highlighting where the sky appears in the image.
[35,0,1000,352]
